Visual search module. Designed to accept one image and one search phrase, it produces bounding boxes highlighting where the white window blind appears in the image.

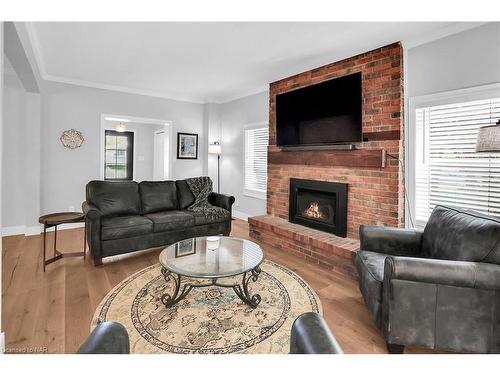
[415,97,500,227]
[244,127,269,197]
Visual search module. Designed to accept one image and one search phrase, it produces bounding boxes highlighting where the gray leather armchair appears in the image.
[356,205,500,354]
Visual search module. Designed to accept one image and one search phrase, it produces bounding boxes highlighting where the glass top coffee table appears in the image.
[159,236,264,308]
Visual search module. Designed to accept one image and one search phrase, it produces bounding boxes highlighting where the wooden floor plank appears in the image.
[1,219,436,354]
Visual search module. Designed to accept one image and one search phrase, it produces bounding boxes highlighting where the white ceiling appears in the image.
[27,22,484,103]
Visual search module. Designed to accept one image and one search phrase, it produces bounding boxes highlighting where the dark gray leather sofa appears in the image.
[82,179,235,265]
[356,205,500,354]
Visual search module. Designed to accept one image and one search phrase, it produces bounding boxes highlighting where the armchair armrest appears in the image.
[384,256,500,291]
[82,201,103,220]
[290,312,343,354]
[209,192,235,212]
[76,321,130,354]
[360,225,423,257]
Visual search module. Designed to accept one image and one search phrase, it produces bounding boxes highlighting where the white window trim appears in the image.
[244,121,268,200]
[244,187,267,200]
[407,82,500,228]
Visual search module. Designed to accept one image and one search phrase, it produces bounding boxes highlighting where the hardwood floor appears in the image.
[2,219,434,354]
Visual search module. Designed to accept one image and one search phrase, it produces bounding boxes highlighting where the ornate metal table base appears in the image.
[160,266,262,309]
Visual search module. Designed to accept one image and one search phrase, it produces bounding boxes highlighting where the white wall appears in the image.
[24,92,41,230]
[407,22,500,97]
[218,91,269,218]
[1,21,5,340]
[39,81,206,216]
[2,57,27,229]
[204,103,222,192]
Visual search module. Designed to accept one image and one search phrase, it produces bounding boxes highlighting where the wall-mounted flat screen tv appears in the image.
[276,72,362,147]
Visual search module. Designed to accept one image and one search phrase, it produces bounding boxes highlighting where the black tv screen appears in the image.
[276,72,362,147]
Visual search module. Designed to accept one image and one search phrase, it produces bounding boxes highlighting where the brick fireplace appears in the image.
[249,42,404,278]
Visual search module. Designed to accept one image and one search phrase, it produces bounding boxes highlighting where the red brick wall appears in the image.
[267,43,404,238]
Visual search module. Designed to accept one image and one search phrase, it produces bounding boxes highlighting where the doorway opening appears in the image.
[100,114,173,181]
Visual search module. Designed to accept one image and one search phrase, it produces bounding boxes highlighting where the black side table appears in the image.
[39,212,86,272]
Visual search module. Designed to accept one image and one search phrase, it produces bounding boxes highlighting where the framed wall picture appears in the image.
[177,132,198,159]
[175,238,197,258]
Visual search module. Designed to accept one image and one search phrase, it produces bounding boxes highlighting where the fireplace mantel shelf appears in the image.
[268,148,386,168]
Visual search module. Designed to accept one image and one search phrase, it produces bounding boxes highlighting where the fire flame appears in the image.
[303,202,326,219]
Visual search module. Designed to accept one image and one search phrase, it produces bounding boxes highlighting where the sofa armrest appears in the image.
[82,201,103,260]
[290,312,343,354]
[82,201,103,220]
[77,321,130,354]
[209,192,236,212]
[359,225,423,257]
[384,256,500,291]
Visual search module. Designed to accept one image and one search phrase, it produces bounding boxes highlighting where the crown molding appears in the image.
[22,21,491,105]
[401,22,487,49]
[24,22,47,77]
[42,73,206,104]
[25,22,206,104]
[211,84,269,104]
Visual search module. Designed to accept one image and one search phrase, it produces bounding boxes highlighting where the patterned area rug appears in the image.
[92,260,322,354]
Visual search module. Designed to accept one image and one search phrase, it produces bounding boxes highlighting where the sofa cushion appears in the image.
[176,180,195,209]
[422,205,500,264]
[145,211,195,233]
[86,180,140,217]
[101,215,153,241]
[355,251,388,328]
[139,181,178,214]
[190,208,231,225]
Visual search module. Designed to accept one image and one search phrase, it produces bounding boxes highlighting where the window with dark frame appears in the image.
[104,130,134,180]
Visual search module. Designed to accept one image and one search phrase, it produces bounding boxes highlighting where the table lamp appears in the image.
[476,120,500,152]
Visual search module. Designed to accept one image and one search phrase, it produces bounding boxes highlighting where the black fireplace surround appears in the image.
[289,178,348,237]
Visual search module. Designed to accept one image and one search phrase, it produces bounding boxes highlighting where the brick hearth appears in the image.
[249,215,359,279]
[249,42,404,277]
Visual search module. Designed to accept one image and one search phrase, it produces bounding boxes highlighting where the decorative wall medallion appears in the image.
[60,129,84,149]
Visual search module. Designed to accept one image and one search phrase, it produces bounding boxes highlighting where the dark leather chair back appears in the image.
[422,205,500,264]
[139,181,178,214]
[77,321,130,354]
[86,180,141,217]
[290,312,343,354]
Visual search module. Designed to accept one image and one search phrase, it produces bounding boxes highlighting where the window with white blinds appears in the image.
[415,97,500,227]
[244,127,269,198]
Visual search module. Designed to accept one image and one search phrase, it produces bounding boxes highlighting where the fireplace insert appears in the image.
[289,178,348,237]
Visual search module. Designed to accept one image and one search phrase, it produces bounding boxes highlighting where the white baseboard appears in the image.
[25,226,42,236]
[232,210,251,221]
[2,223,84,237]
[0,331,5,354]
[44,222,85,232]
[1,226,26,236]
